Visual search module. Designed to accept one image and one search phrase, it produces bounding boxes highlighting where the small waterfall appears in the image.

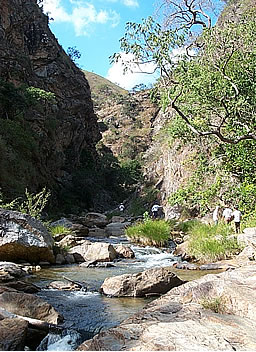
[36,328,82,351]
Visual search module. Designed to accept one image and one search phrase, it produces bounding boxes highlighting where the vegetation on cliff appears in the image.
[112,0,256,217]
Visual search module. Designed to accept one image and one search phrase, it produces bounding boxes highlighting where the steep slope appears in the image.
[0,0,100,209]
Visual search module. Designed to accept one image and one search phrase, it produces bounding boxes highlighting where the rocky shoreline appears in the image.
[1,208,256,350]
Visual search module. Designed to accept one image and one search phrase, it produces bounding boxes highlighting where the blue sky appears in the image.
[42,0,159,90]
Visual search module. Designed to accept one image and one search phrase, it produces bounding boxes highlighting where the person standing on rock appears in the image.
[119,203,125,213]
[232,206,242,233]
[212,205,220,225]
[222,205,233,224]
[151,203,161,219]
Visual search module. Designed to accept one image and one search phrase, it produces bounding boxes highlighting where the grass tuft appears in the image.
[125,219,173,247]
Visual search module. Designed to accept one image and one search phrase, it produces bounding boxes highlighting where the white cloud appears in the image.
[42,0,120,36]
[122,0,139,7]
[106,53,158,90]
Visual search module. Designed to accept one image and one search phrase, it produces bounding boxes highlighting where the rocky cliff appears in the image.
[0,0,100,209]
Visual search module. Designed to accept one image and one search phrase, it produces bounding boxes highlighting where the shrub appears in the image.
[125,219,172,247]
[187,222,242,262]
[200,296,227,314]
[50,225,72,237]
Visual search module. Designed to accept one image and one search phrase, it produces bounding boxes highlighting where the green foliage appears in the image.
[0,79,55,119]
[125,219,172,247]
[67,46,81,64]
[0,187,51,220]
[175,219,201,233]
[200,296,227,314]
[50,225,72,237]
[17,187,51,219]
[187,222,242,262]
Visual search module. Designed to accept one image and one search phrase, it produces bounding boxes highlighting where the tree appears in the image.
[67,46,81,64]
[111,1,256,144]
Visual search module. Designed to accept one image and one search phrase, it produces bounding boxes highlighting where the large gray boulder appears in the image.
[78,263,256,351]
[0,209,55,264]
[70,242,117,262]
[100,267,185,297]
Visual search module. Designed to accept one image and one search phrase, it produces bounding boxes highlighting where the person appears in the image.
[119,203,125,212]
[212,205,220,225]
[151,203,160,219]
[232,206,242,233]
[222,206,233,224]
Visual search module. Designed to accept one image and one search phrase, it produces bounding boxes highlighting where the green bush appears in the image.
[50,225,72,237]
[200,296,227,314]
[187,222,242,262]
[125,219,172,247]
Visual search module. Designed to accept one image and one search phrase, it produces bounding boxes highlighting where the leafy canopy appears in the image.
[111,5,256,144]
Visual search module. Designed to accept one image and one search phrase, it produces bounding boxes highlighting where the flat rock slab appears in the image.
[79,263,256,351]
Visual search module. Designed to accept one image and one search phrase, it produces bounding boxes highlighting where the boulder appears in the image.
[0,209,55,264]
[237,227,256,247]
[82,213,108,228]
[0,318,28,351]
[0,287,63,324]
[105,222,130,236]
[114,244,135,258]
[78,263,256,351]
[100,267,185,297]
[48,281,80,290]
[50,218,73,228]
[0,262,27,281]
[88,227,107,238]
[110,216,126,223]
[70,242,117,262]
[1,280,40,293]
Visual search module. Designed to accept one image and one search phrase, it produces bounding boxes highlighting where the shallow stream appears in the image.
[28,237,215,350]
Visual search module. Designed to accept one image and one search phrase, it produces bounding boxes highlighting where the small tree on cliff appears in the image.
[110,0,256,145]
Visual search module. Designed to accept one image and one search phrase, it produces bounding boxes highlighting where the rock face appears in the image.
[0,318,28,351]
[0,209,55,263]
[79,263,256,351]
[0,0,100,207]
[0,286,62,324]
[100,267,185,297]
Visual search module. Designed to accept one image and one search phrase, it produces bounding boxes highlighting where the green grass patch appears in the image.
[187,222,242,262]
[125,219,172,247]
[50,225,72,237]
[200,296,227,314]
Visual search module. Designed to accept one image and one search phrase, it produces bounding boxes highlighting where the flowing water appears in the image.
[28,238,216,350]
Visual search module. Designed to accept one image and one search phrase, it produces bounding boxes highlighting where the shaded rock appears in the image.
[110,216,126,223]
[174,262,198,270]
[82,213,108,228]
[114,244,135,258]
[78,263,256,351]
[100,267,185,297]
[0,288,63,324]
[64,253,75,264]
[1,280,40,293]
[0,209,55,264]
[88,227,107,238]
[105,222,130,236]
[0,262,27,281]
[50,218,73,229]
[0,318,28,351]
[71,224,89,237]
[55,253,66,265]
